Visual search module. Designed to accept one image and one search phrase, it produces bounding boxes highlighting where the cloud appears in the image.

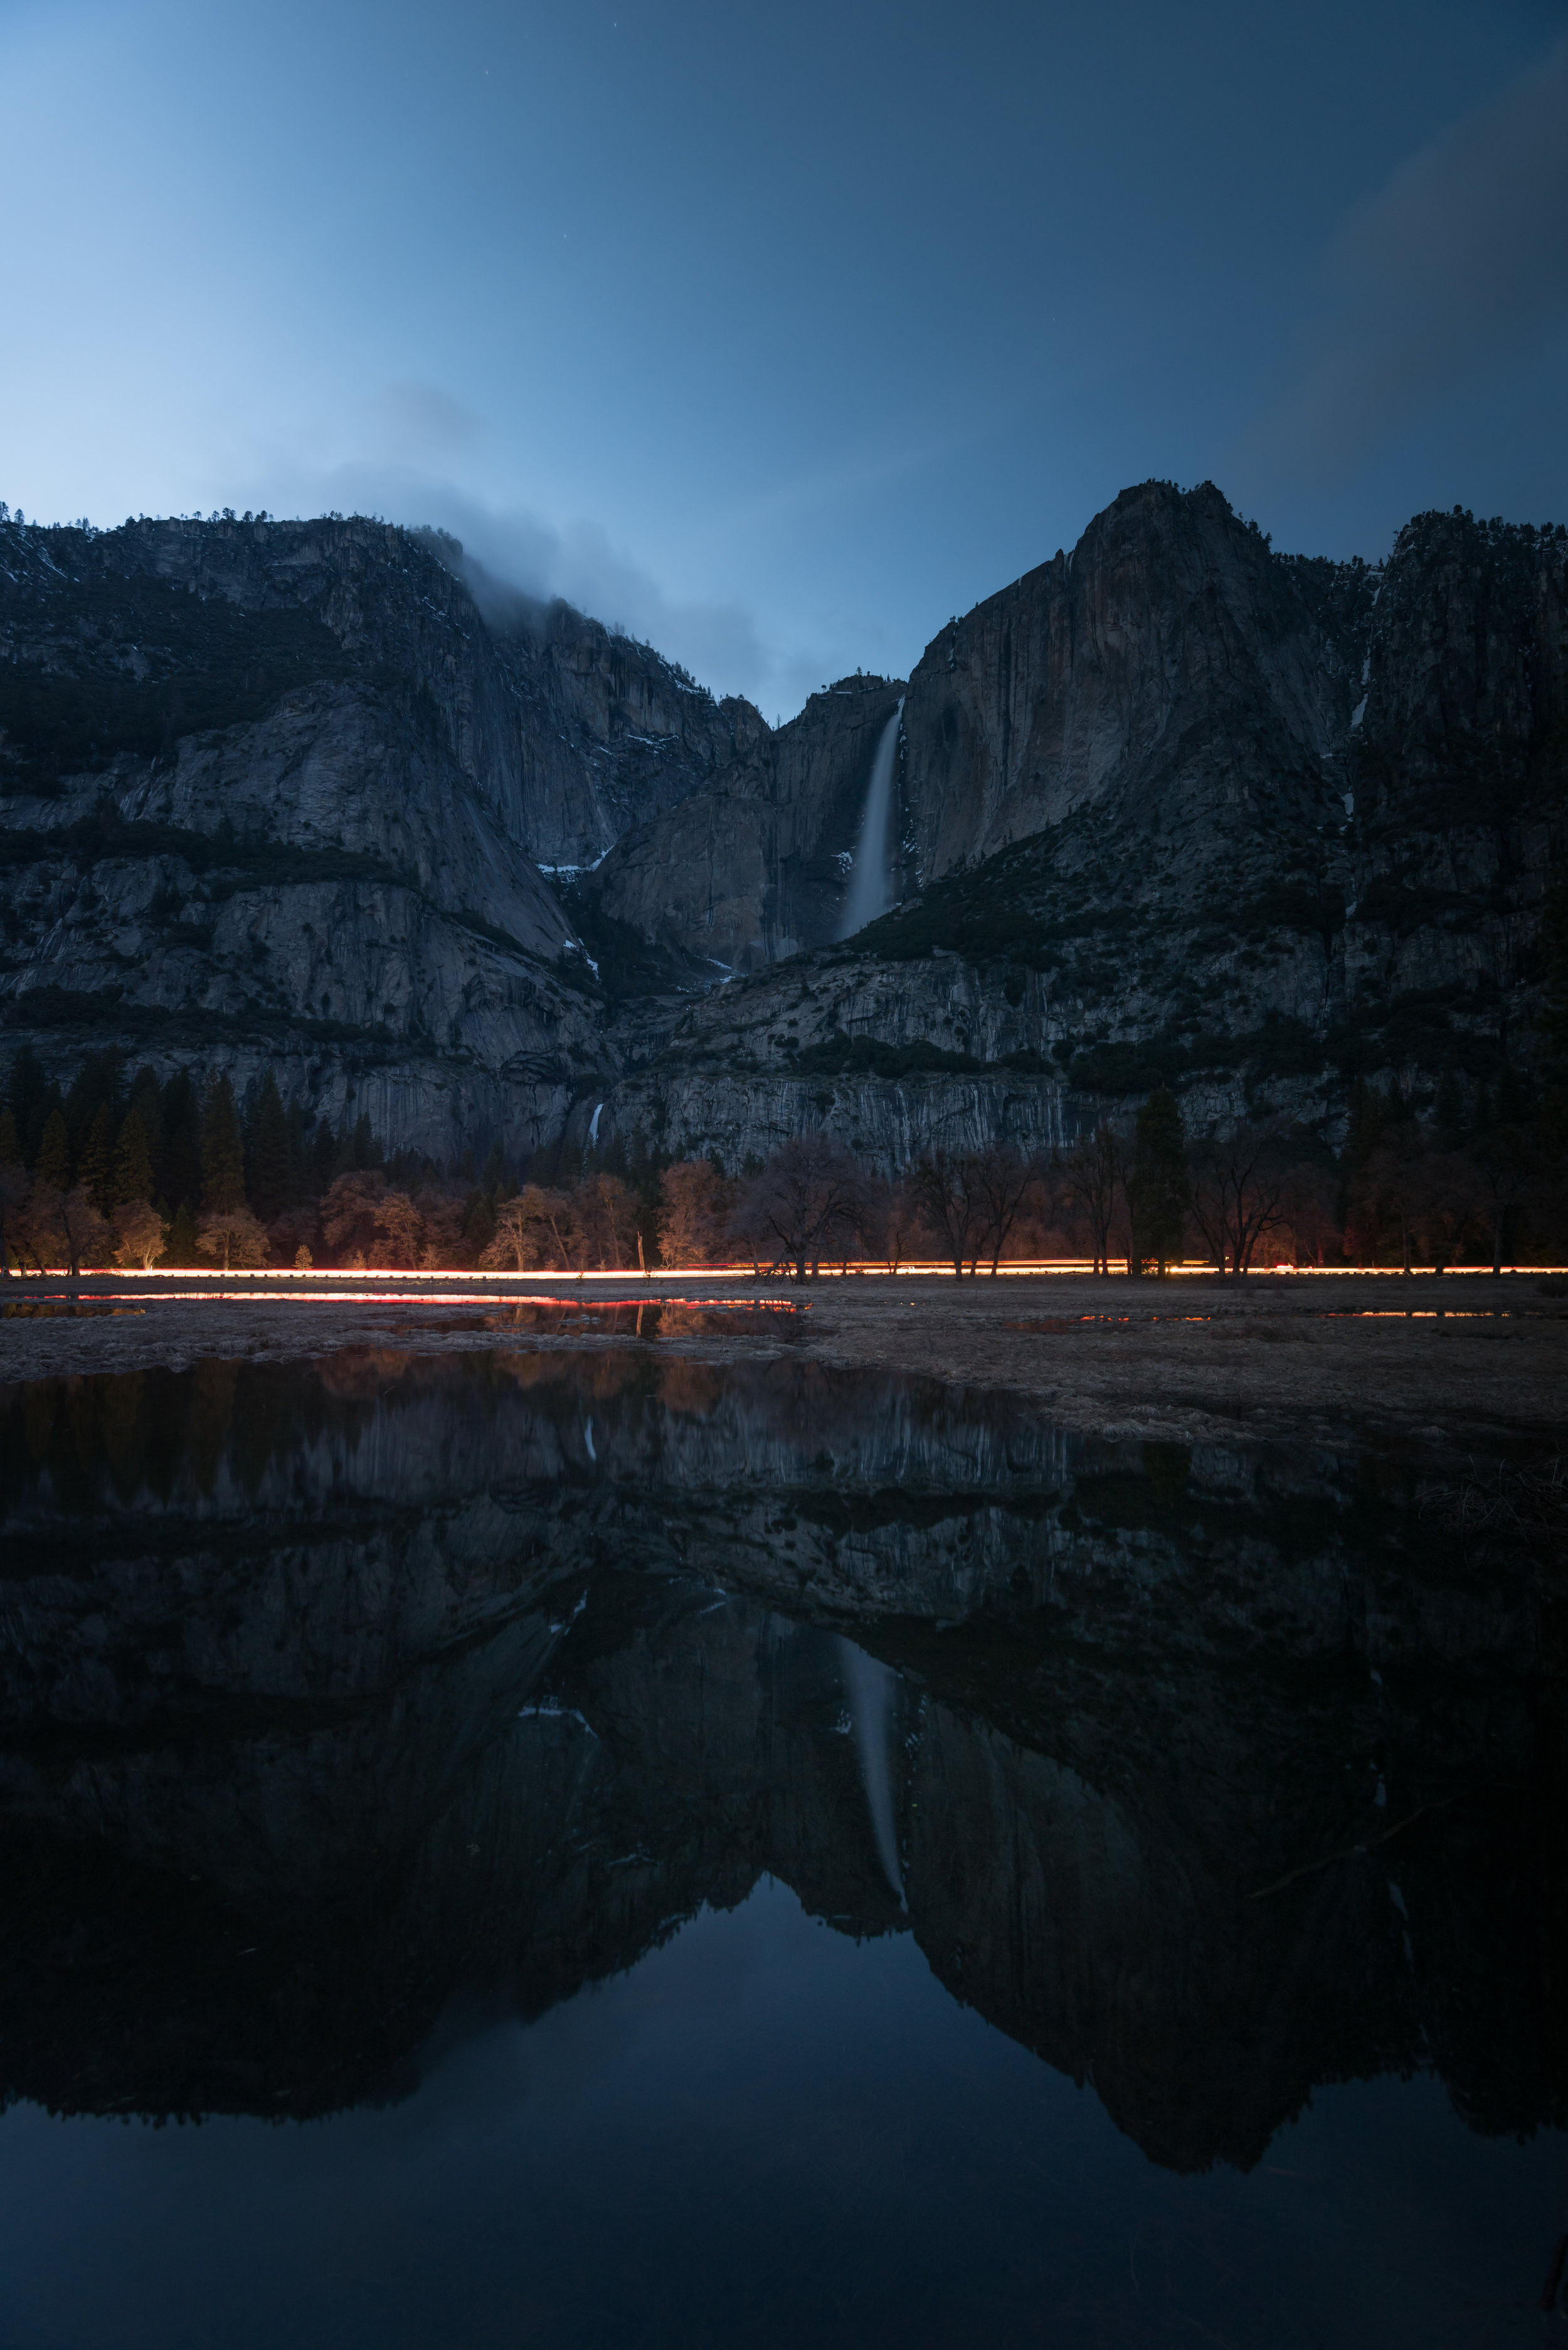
[368,382,484,465]
[228,381,845,715]
[1263,34,1568,473]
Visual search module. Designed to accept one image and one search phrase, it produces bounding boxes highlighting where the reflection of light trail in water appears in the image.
[837,1636,904,1905]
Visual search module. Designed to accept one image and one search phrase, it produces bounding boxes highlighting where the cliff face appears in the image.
[900,479,1360,882]
[593,491,1565,1169]
[3,486,1562,1176]
[0,1351,1555,2166]
[587,675,905,970]
[479,583,768,870]
[0,514,761,1156]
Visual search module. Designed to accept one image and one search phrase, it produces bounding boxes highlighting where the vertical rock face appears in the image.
[2,487,1561,1172]
[899,479,1365,883]
[0,514,763,1155]
[595,487,1564,1169]
[1339,508,1567,1039]
[478,585,769,869]
[586,676,906,969]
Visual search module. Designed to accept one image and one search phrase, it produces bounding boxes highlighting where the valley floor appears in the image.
[3,1270,1565,1454]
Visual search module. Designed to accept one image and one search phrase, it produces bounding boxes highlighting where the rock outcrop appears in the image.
[586,674,905,969]
[591,489,1565,1168]
[3,486,1562,1173]
[0,514,761,1156]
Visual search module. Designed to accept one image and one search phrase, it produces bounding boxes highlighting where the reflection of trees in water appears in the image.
[0,1351,1559,2168]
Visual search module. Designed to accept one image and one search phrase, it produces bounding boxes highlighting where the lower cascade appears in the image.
[839,697,904,937]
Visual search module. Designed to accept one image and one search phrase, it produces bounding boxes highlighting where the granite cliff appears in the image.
[586,486,1566,1170]
[0,512,760,1157]
[3,485,1562,1173]
[586,673,906,970]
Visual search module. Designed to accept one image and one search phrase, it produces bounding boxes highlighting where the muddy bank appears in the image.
[3,1270,1564,1450]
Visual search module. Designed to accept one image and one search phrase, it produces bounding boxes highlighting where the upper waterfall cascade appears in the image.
[840,699,904,938]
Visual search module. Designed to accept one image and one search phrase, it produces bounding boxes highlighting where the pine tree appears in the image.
[6,1045,51,1163]
[63,1049,124,1167]
[1126,1086,1188,1276]
[79,1102,115,1212]
[200,1075,246,1214]
[0,1108,18,1166]
[161,1199,199,1267]
[160,1069,201,1209]
[245,1070,295,1221]
[35,1110,70,1192]
[311,1119,337,1191]
[462,1188,497,1260]
[126,1068,166,1184]
[112,1109,155,1206]
[349,1112,379,1172]
[1433,1068,1465,1148]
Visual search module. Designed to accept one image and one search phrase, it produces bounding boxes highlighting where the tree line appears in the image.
[3,1046,1565,1277]
[657,1069,1568,1280]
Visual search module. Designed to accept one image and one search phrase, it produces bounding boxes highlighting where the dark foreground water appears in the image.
[0,1344,1563,2347]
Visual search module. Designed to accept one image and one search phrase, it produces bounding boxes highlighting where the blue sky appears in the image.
[3,0,1565,715]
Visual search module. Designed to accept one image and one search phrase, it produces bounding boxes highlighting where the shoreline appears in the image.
[4,1268,1565,1454]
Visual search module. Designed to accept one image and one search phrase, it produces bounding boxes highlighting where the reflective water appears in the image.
[0,1348,1563,2347]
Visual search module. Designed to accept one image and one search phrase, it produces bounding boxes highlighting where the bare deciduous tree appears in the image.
[907,1151,987,1277]
[1061,1124,1128,1276]
[731,1133,867,1282]
[973,1143,1037,1275]
[1188,1125,1288,1277]
[112,1199,169,1270]
[197,1205,268,1272]
[1473,1120,1540,1277]
[1412,1148,1483,1274]
[481,1185,575,1272]
[658,1160,730,1268]
[21,1181,112,1275]
[0,1157,26,1277]
[574,1173,640,1270]
[373,1190,426,1268]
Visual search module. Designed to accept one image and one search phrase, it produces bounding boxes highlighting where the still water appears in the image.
[0,1344,1562,2347]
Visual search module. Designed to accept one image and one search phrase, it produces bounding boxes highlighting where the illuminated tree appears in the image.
[482,1186,575,1272]
[658,1161,729,1267]
[112,1199,169,1270]
[574,1172,640,1270]
[197,1206,268,1272]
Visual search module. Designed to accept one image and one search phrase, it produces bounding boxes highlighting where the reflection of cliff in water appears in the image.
[0,1350,1561,2174]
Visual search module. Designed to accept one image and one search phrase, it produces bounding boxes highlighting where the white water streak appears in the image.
[837,1635,904,1904]
[840,700,904,937]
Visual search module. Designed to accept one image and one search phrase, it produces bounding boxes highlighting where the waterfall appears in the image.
[837,1635,905,1905]
[839,699,904,938]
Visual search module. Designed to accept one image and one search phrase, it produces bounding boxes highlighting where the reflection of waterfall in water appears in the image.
[839,700,904,937]
[837,1636,904,1904]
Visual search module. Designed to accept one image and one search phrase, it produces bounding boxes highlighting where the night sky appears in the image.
[4,0,1565,713]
